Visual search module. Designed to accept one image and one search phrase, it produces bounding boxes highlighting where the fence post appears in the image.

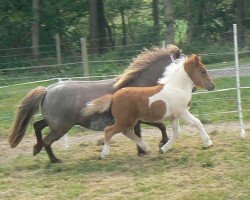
[162,41,166,48]
[233,24,245,138]
[55,34,62,64]
[80,37,89,78]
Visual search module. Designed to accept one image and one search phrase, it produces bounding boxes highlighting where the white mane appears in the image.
[157,56,186,84]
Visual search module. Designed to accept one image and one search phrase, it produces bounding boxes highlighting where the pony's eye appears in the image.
[201,68,206,73]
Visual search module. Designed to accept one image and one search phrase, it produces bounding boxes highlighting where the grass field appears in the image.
[0,124,249,200]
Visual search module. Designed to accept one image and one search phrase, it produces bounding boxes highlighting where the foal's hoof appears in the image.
[137,147,148,156]
[202,145,213,150]
[99,154,106,160]
[159,149,164,154]
[138,150,147,156]
[98,156,103,160]
[159,139,168,148]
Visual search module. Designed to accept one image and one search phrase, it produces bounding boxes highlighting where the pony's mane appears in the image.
[113,45,180,90]
[157,56,186,84]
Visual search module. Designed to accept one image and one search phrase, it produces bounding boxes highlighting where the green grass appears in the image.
[0,131,249,199]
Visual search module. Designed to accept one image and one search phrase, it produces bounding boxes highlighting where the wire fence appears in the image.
[0,24,249,137]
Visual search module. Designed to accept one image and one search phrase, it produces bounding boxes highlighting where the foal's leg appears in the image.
[181,110,213,147]
[123,128,151,153]
[160,118,180,153]
[134,123,147,156]
[100,125,121,159]
[33,119,47,156]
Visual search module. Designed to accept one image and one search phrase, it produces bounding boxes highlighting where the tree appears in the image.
[89,0,99,54]
[187,0,193,43]
[164,0,174,44]
[97,0,108,52]
[32,0,40,59]
[120,6,127,45]
[152,0,160,39]
[89,0,108,54]
[236,0,245,47]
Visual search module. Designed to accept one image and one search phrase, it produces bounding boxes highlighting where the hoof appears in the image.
[98,156,103,160]
[159,139,168,148]
[138,152,145,156]
[159,149,164,154]
[202,145,213,150]
[137,147,147,156]
[51,158,63,163]
[99,154,106,160]
[33,143,43,156]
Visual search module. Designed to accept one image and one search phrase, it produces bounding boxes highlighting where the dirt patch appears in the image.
[1,121,249,164]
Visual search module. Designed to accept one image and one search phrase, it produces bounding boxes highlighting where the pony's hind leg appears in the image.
[33,119,47,156]
[134,123,146,156]
[100,125,121,159]
[140,121,169,147]
[42,127,71,163]
[123,128,151,153]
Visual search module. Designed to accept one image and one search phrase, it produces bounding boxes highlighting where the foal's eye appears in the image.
[201,68,206,73]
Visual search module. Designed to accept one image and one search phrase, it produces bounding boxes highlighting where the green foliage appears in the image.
[1,0,249,52]
[174,20,188,45]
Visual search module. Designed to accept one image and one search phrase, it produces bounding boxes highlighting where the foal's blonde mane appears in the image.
[113,45,180,90]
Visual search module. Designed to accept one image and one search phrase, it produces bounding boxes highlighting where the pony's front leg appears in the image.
[181,110,213,147]
[160,118,180,153]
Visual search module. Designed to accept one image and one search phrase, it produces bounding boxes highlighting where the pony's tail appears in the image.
[83,94,113,116]
[9,86,47,148]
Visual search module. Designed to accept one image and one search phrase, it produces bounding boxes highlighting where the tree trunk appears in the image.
[32,0,40,59]
[105,19,115,48]
[89,0,108,54]
[89,0,99,54]
[187,0,193,43]
[236,0,245,47]
[152,0,160,39]
[164,0,174,44]
[120,7,127,46]
[97,0,107,53]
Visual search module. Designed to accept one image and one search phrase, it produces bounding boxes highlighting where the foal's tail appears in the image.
[9,86,47,148]
[83,94,113,116]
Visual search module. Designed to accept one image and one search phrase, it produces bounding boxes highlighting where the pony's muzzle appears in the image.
[207,81,215,91]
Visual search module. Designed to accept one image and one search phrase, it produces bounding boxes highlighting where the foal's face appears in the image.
[184,55,215,91]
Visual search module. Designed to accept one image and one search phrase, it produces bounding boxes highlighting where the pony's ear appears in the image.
[193,54,200,64]
[185,54,201,67]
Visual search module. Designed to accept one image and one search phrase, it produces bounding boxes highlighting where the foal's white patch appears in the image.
[157,57,186,84]
[148,56,194,120]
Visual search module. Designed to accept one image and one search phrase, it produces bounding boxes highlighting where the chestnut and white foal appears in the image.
[83,54,215,159]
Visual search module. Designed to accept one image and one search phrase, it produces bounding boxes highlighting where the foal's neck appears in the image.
[164,66,194,92]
